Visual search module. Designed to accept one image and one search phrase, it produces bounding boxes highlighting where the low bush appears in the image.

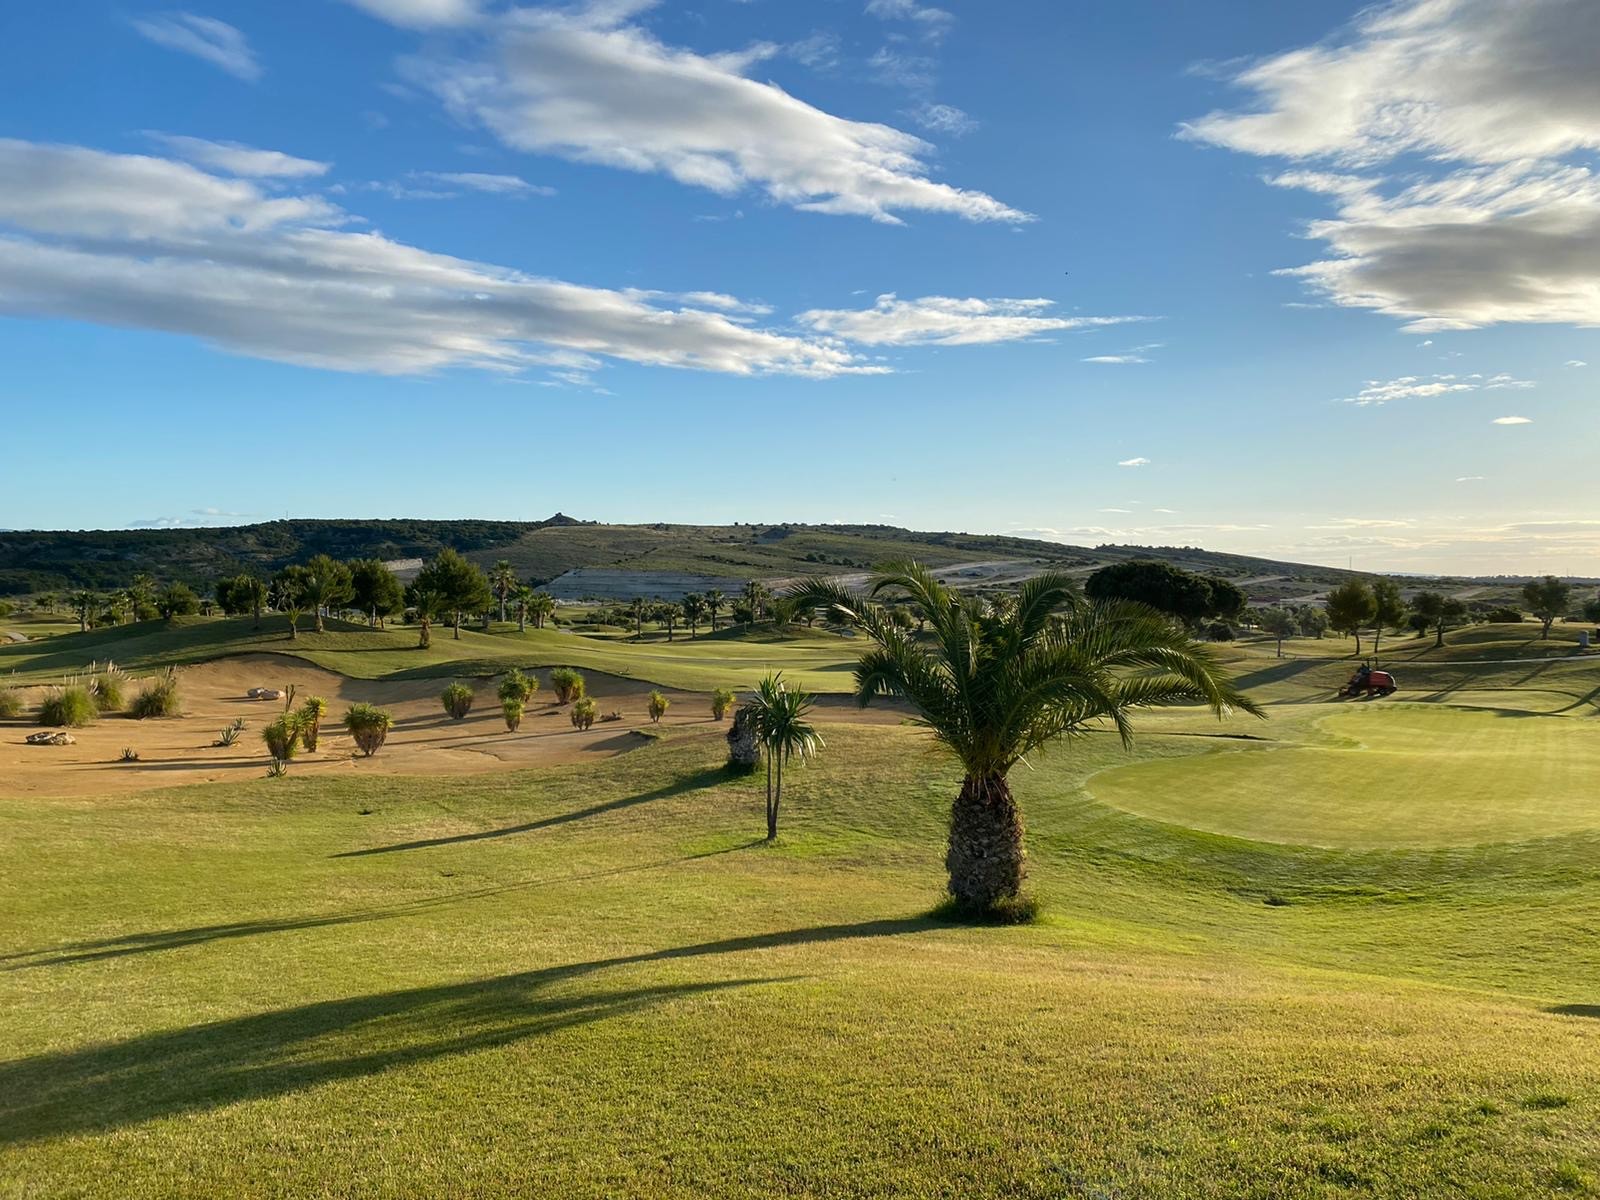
[647,690,670,723]
[711,687,736,720]
[441,682,474,720]
[297,697,329,751]
[344,703,393,757]
[130,669,181,719]
[550,667,585,704]
[1486,606,1523,623]
[502,698,524,732]
[497,669,537,705]
[119,747,139,763]
[91,669,126,713]
[38,685,96,728]
[0,687,23,720]
[262,713,302,761]
[571,696,598,730]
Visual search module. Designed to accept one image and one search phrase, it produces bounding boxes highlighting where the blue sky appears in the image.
[1,0,1596,574]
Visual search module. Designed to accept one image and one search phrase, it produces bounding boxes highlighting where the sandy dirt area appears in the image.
[0,654,907,799]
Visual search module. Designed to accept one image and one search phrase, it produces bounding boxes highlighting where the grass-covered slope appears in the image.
[3,724,1599,1196]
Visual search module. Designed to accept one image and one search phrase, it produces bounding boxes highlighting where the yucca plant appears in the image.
[647,690,670,723]
[297,696,329,751]
[711,687,736,720]
[344,703,393,757]
[571,696,598,730]
[786,564,1259,918]
[262,713,302,762]
[549,667,585,704]
[441,682,474,720]
[741,673,822,842]
[502,698,524,732]
[215,717,246,747]
[497,669,537,706]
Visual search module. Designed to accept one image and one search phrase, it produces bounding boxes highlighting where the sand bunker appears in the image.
[0,655,730,798]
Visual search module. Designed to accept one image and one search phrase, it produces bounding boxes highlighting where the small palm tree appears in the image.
[491,560,517,624]
[629,597,647,640]
[742,579,769,624]
[655,603,679,642]
[787,564,1259,916]
[528,592,556,630]
[512,584,533,632]
[706,589,725,633]
[744,672,823,841]
[682,593,707,639]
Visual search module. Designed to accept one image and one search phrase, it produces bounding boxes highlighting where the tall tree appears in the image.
[157,582,200,619]
[787,565,1257,915]
[217,573,267,628]
[490,560,517,624]
[1522,575,1572,639]
[272,565,313,640]
[1259,607,1297,658]
[349,559,404,628]
[528,592,556,629]
[1370,578,1407,662]
[411,549,492,640]
[512,584,533,633]
[630,597,648,640]
[742,580,770,624]
[682,592,707,639]
[743,673,823,841]
[1325,580,1377,657]
[1411,591,1468,649]
[71,589,96,633]
[706,589,725,633]
[655,601,679,641]
[1583,591,1600,625]
[300,554,354,634]
[128,573,156,622]
[1085,560,1214,627]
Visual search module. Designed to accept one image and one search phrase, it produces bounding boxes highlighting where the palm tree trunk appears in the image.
[765,751,776,840]
[945,774,1025,910]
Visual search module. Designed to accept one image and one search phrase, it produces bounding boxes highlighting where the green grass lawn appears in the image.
[4,714,1600,1197]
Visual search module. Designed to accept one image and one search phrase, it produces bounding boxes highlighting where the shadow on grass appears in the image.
[0,916,930,1144]
[2,842,765,970]
[331,765,729,858]
[1548,1004,1600,1019]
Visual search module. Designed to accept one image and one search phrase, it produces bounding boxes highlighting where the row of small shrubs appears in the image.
[30,667,182,727]
[262,698,394,775]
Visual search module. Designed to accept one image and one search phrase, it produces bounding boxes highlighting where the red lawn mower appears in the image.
[1338,667,1397,699]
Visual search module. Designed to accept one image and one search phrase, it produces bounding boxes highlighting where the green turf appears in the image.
[4,717,1600,1197]
[1088,704,1600,848]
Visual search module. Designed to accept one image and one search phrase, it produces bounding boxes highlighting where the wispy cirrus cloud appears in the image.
[131,12,260,81]
[400,1,1025,225]
[1491,415,1533,425]
[342,0,481,28]
[1184,0,1600,332]
[796,295,1142,347]
[144,133,329,178]
[1340,372,1534,406]
[1117,457,1150,468]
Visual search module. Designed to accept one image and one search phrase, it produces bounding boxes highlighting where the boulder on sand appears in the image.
[26,731,75,746]
[247,687,285,701]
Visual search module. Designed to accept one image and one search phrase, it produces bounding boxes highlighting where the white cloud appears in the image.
[131,12,260,81]
[1491,415,1532,424]
[1084,355,1149,365]
[1567,359,1588,367]
[909,103,976,136]
[1117,457,1150,468]
[0,139,872,380]
[795,294,1141,347]
[144,133,329,178]
[1185,0,1600,331]
[402,2,1026,224]
[865,0,954,41]
[413,171,555,196]
[1455,475,1485,482]
[342,0,480,27]
[1339,372,1533,406]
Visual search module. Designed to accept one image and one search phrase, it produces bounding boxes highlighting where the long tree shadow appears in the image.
[332,765,730,858]
[3,842,764,970]
[0,916,930,1144]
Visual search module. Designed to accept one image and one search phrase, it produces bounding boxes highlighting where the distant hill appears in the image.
[0,516,1590,602]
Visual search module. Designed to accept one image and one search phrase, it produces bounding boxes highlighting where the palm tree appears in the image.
[744,673,823,841]
[528,592,556,630]
[512,584,533,633]
[629,597,647,640]
[682,593,707,639]
[490,560,517,624]
[655,602,679,642]
[786,564,1259,916]
[742,579,769,625]
[71,589,97,633]
[706,589,725,633]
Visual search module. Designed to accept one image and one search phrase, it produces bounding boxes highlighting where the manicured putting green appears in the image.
[1089,705,1600,848]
